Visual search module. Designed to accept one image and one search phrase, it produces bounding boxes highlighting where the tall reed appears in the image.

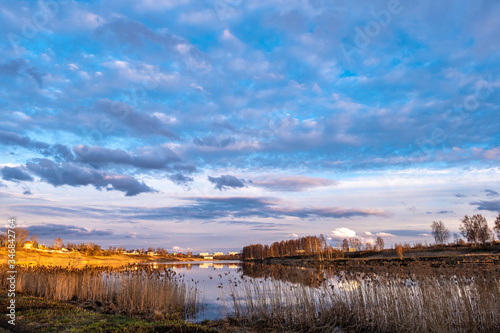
[228,265,500,332]
[0,265,199,319]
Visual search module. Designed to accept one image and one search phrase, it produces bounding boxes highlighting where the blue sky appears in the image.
[1,0,500,252]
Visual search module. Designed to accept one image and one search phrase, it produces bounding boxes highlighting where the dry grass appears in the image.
[228,263,500,332]
[0,265,199,320]
[0,248,196,268]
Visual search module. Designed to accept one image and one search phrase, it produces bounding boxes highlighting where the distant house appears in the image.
[23,241,33,249]
[199,252,209,257]
[61,248,69,253]
[147,251,157,256]
[203,256,213,260]
[228,252,239,255]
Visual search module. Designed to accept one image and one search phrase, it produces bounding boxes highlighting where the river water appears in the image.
[147,260,337,322]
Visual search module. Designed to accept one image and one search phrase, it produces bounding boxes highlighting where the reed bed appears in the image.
[0,265,199,319]
[228,265,500,332]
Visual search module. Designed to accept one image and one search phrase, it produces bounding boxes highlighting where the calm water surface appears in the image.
[147,260,339,322]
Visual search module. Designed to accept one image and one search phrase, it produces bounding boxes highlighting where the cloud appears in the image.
[0,131,73,161]
[193,136,236,148]
[470,200,500,213]
[328,227,357,240]
[94,99,178,139]
[168,173,193,185]
[1,166,34,182]
[328,228,395,244]
[208,175,246,190]
[0,58,45,87]
[119,196,390,221]
[419,233,431,237]
[485,189,499,197]
[0,130,49,150]
[26,159,155,196]
[251,175,336,192]
[73,145,181,169]
[455,193,467,198]
[24,223,113,237]
[426,210,454,215]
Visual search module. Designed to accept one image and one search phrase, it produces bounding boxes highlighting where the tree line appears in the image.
[431,214,500,246]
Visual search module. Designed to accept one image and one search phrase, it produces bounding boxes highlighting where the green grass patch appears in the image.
[0,293,214,333]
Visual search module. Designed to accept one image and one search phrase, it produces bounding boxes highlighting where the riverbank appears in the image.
[252,244,500,268]
[0,293,214,333]
[0,248,201,268]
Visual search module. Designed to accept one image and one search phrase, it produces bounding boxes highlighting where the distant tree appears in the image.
[376,237,385,251]
[14,228,29,247]
[431,221,450,245]
[495,214,500,241]
[148,247,155,253]
[395,244,404,260]
[53,237,63,249]
[342,239,349,252]
[460,214,491,245]
[365,242,373,251]
[29,234,39,248]
[0,232,6,247]
[186,251,192,257]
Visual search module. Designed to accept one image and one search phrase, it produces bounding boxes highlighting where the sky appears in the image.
[1,0,500,252]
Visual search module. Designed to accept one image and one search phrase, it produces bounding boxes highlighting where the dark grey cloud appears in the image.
[10,205,110,220]
[0,58,44,87]
[0,130,49,150]
[426,210,454,215]
[455,193,467,198]
[123,196,390,221]
[73,145,180,169]
[168,173,193,185]
[95,99,178,139]
[208,175,246,190]
[383,230,436,237]
[1,166,34,182]
[26,159,155,196]
[470,200,500,213]
[23,189,32,195]
[193,136,236,148]
[0,130,73,161]
[252,175,336,192]
[24,224,113,237]
[485,189,499,197]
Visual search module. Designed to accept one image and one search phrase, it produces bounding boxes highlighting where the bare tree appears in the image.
[376,236,384,251]
[30,234,39,248]
[342,239,349,252]
[395,244,404,259]
[431,221,450,245]
[14,228,29,247]
[494,214,500,241]
[460,214,491,246]
[53,237,63,250]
